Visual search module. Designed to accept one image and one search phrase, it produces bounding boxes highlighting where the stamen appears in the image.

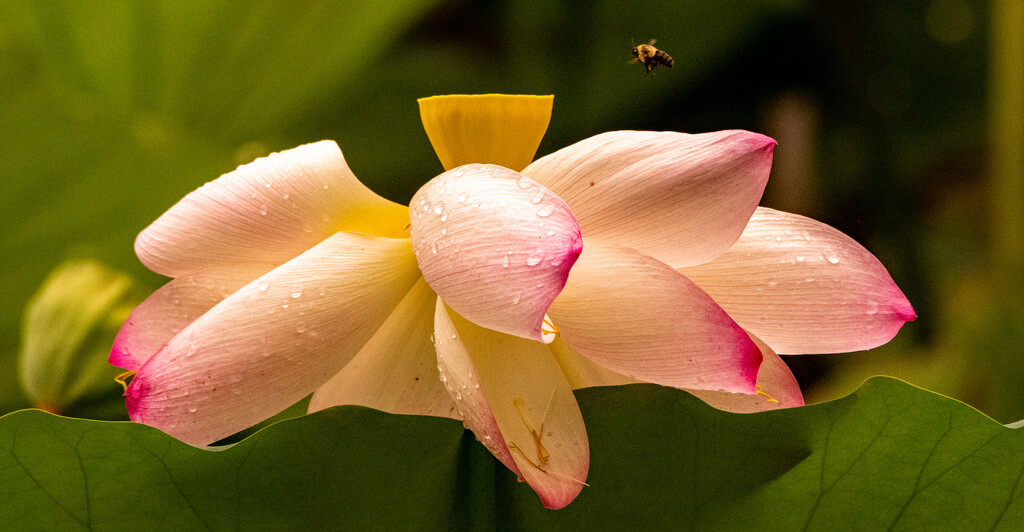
[115,370,137,392]
[755,385,779,403]
[542,317,560,335]
[513,397,550,465]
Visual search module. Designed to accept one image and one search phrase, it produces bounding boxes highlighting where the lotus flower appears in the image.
[111,94,914,509]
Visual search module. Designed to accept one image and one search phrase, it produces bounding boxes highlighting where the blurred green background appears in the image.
[1,0,1021,421]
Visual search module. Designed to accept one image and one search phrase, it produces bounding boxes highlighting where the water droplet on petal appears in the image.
[503,255,510,268]
[434,203,444,215]
[536,205,554,217]
[259,204,268,215]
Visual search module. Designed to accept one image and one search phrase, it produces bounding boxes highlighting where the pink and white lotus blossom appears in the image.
[111,94,915,509]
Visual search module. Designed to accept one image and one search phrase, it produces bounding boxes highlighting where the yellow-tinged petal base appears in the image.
[418,94,553,171]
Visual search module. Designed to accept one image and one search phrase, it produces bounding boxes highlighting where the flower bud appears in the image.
[19,260,143,414]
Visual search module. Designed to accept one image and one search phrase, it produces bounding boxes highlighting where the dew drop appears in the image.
[457,191,470,203]
[512,293,522,304]
[434,203,444,215]
[517,176,533,189]
[431,242,438,254]
[503,254,510,268]
[796,255,806,262]
[188,406,198,413]
[530,191,544,204]
[536,205,555,217]
[441,227,448,235]
[801,230,812,241]
[259,204,268,215]
[526,252,543,266]
[282,192,290,200]
[440,213,449,222]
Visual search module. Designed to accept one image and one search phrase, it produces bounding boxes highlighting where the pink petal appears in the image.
[546,240,761,393]
[110,264,275,370]
[410,164,582,341]
[308,277,458,419]
[126,232,421,446]
[136,141,410,278]
[686,333,804,412]
[523,130,774,268]
[679,207,916,354]
[434,299,589,509]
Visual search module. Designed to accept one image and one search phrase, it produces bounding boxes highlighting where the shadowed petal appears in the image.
[136,141,409,278]
[523,130,774,268]
[410,164,582,341]
[680,207,916,354]
[686,333,804,412]
[547,240,761,393]
[547,336,638,389]
[308,277,458,419]
[126,232,421,446]
[110,264,275,370]
[435,299,589,509]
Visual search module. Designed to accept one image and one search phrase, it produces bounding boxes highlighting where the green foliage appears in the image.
[2,378,1021,530]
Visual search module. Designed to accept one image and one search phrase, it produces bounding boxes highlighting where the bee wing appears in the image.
[648,39,657,45]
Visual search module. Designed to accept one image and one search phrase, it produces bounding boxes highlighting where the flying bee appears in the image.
[631,39,673,73]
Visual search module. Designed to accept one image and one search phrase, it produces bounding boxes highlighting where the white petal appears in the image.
[680,207,916,354]
[110,264,275,370]
[410,164,582,341]
[308,277,458,419]
[126,232,421,446]
[435,299,589,509]
[136,141,409,278]
[524,130,774,267]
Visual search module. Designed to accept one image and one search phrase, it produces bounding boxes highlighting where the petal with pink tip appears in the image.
[523,130,774,268]
[547,240,761,393]
[126,232,421,446]
[136,141,410,278]
[679,207,916,354]
[110,263,276,370]
[686,333,804,412]
[410,164,582,341]
[434,299,588,509]
[308,277,458,419]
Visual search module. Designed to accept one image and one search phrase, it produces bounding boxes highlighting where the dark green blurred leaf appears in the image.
[2,378,1021,530]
